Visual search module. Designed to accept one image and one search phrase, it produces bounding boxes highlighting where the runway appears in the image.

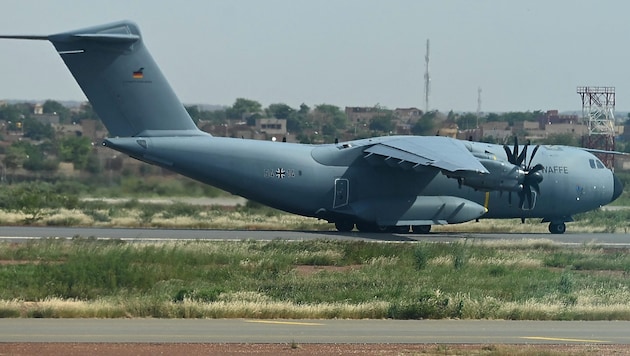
[2,226,630,246]
[1,319,629,344]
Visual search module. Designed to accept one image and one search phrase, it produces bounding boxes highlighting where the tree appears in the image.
[57,135,92,170]
[486,113,501,122]
[5,141,57,172]
[185,105,202,125]
[71,102,100,122]
[456,113,479,130]
[411,111,437,135]
[285,103,311,133]
[23,117,55,141]
[42,100,71,124]
[0,104,24,122]
[267,103,294,120]
[313,104,347,130]
[369,114,395,133]
[267,103,305,132]
[298,103,310,116]
[226,98,262,120]
[3,182,76,224]
[311,104,348,141]
[3,147,24,170]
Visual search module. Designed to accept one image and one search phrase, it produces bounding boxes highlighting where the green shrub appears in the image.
[413,245,429,270]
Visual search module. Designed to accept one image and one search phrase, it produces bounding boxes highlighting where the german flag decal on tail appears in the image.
[132,67,144,79]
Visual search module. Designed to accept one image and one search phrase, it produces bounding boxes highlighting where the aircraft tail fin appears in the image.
[2,21,203,137]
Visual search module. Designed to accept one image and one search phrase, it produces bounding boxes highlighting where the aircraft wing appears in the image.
[362,136,489,174]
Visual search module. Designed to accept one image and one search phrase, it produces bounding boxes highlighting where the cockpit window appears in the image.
[589,159,596,169]
[596,160,605,169]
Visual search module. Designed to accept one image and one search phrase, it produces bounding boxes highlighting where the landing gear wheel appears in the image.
[356,223,389,233]
[356,222,375,232]
[394,225,410,234]
[412,225,431,234]
[335,220,354,232]
[548,222,566,234]
[377,225,392,233]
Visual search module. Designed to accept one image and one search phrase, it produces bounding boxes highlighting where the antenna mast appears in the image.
[424,39,430,112]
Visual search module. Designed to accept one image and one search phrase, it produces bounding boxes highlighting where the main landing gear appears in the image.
[412,225,431,234]
[334,221,432,234]
[334,220,354,232]
[548,222,566,234]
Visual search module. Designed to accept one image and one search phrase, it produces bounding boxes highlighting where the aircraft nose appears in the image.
[611,174,623,203]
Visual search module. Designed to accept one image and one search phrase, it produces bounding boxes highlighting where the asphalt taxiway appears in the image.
[1,319,629,344]
[1,226,630,246]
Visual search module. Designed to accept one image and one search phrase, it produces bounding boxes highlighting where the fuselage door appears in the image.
[333,178,349,208]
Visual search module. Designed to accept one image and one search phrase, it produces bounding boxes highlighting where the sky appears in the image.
[0,0,629,113]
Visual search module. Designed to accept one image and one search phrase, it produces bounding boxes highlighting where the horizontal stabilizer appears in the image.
[72,33,140,43]
[0,35,48,40]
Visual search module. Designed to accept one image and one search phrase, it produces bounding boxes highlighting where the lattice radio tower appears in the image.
[576,86,616,168]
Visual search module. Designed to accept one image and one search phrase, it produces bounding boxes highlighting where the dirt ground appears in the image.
[1,343,629,355]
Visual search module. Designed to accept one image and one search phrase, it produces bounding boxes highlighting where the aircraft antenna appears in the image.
[424,39,430,113]
[576,86,616,169]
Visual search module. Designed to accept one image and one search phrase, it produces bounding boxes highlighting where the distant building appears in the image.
[393,107,423,122]
[345,107,384,125]
[256,118,287,137]
[539,110,579,127]
[544,123,587,136]
[54,123,83,137]
[478,121,512,142]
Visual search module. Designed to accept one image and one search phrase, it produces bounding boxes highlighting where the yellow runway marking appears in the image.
[522,336,608,343]
[245,320,323,326]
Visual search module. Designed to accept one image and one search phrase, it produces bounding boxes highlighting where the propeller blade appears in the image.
[513,137,519,164]
[518,190,525,209]
[530,181,540,195]
[527,145,541,169]
[516,142,528,166]
[529,163,544,174]
[502,138,544,211]
[503,145,515,164]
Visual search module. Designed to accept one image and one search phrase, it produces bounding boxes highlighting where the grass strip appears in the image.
[0,239,629,320]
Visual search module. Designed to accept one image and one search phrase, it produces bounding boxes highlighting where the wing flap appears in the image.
[364,136,488,174]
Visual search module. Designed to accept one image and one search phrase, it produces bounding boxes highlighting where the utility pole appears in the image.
[424,39,430,113]
[476,87,482,129]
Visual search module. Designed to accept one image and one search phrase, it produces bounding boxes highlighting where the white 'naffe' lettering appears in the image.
[543,166,568,174]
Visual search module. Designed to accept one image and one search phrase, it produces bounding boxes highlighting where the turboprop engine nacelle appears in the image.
[454,159,525,192]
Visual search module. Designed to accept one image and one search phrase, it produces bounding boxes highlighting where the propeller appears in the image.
[502,137,543,209]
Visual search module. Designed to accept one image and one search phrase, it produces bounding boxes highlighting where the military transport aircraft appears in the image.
[0,21,623,234]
